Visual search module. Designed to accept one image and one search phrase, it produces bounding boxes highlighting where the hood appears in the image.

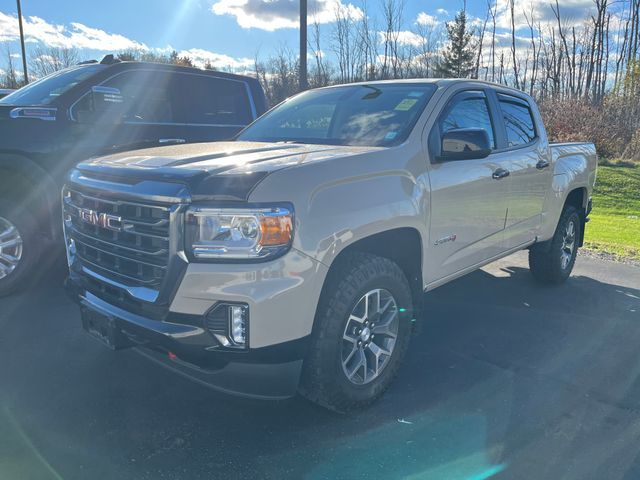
[75,141,383,201]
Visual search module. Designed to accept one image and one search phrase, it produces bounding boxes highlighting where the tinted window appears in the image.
[0,65,105,105]
[238,83,437,147]
[498,95,536,147]
[439,92,495,149]
[71,70,179,123]
[177,75,253,126]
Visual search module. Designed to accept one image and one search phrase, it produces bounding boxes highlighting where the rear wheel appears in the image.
[299,252,413,412]
[0,200,41,296]
[529,205,581,284]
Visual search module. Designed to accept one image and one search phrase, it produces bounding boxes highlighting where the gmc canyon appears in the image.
[0,57,265,295]
[64,79,597,411]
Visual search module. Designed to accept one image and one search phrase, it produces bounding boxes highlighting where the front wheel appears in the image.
[529,205,581,284]
[299,252,413,412]
[0,200,41,296]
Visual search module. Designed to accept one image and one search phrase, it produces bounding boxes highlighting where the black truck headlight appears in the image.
[186,206,293,261]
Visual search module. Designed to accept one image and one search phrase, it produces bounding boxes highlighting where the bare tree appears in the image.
[29,46,80,78]
[1,45,21,89]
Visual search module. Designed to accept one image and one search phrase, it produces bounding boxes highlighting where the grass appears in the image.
[583,163,640,260]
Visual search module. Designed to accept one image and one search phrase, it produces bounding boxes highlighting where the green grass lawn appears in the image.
[583,163,640,260]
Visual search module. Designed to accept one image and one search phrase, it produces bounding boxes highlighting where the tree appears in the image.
[436,7,477,78]
[1,46,22,89]
[29,46,80,78]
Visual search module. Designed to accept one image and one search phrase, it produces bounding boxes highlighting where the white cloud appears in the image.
[0,11,147,51]
[0,11,253,74]
[378,30,425,47]
[212,0,363,31]
[178,47,254,70]
[494,0,596,31]
[436,8,448,16]
[416,12,438,27]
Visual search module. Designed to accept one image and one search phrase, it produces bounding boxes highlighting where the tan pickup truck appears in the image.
[63,79,597,411]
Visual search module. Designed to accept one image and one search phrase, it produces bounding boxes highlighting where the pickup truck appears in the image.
[0,57,266,295]
[63,79,597,412]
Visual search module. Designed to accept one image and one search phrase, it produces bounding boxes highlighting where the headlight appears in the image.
[186,205,293,261]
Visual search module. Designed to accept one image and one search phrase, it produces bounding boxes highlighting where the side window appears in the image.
[498,94,536,147]
[71,70,178,124]
[176,75,253,126]
[439,92,495,149]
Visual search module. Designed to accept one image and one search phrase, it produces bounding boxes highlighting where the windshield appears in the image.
[0,64,105,106]
[237,83,437,147]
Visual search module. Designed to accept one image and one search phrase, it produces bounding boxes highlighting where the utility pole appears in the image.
[16,0,29,84]
[299,0,307,91]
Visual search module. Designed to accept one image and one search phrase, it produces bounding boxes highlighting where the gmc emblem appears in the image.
[78,208,123,232]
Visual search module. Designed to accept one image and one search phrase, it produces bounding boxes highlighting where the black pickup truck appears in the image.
[0,57,266,295]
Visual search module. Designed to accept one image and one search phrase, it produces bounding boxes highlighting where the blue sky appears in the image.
[0,0,610,73]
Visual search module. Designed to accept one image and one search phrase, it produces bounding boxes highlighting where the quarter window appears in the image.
[439,93,495,149]
[498,94,536,147]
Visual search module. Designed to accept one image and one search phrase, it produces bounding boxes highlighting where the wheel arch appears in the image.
[315,227,424,331]
[0,154,59,239]
[563,187,588,247]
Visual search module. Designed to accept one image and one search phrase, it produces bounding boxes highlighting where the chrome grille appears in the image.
[63,188,171,293]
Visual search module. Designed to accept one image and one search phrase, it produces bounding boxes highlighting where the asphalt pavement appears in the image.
[0,251,639,480]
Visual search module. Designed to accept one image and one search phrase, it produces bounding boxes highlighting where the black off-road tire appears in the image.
[0,199,42,297]
[299,252,413,413]
[529,205,581,285]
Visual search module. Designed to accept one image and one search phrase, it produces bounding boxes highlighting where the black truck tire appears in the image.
[299,252,413,412]
[529,205,581,285]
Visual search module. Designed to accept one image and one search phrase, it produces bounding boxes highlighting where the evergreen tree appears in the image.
[436,8,477,78]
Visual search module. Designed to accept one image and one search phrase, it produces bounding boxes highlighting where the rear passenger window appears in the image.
[498,94,536,147]
[177,74,253,126]
[439,92,495,149]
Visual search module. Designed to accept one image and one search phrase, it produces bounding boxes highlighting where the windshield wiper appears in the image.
[361,85,382,100]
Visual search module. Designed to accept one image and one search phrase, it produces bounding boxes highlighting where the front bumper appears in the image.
[66,279,307,400]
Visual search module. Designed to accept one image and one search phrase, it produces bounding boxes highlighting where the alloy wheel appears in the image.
[0,217,23,280]
[341,288,399,385]
[560,219,576,270]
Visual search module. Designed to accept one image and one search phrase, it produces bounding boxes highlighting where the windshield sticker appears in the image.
[408,91,424,98]
[395,98,418,111]
[385,131,398,140]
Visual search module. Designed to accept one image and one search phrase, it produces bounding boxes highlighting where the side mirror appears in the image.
[82,86,126,124]
[439,128,491,161]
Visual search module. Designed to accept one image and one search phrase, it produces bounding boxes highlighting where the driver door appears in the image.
[426,90,510,284]
[67,70,186,159]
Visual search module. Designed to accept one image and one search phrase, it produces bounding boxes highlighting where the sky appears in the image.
[0,0,619,75]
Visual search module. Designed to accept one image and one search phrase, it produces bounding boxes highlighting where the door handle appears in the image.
[159,138,186,145]
[536,160,550,170]
[492,168,510,180]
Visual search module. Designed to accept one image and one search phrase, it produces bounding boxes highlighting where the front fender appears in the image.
[0,153,60,239]
[249,146,429,270]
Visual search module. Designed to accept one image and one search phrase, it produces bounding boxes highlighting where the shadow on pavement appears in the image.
[0,260,639,479]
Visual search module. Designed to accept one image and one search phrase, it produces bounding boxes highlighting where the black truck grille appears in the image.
[63,189,171,293]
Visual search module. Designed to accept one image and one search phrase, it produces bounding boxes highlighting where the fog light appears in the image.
[230,305,247,346]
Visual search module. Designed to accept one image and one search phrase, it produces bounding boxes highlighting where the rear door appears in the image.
[492,92,550,248]
[426,89,510,284]
[174,73,256,142]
